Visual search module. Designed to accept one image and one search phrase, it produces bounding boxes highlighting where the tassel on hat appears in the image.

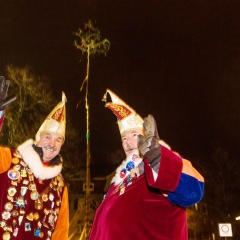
[102,89,144,135]
[35,92,67,142]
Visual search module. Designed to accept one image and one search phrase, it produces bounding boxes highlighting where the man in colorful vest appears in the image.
[89,89,204,240]
[0,92,69,240]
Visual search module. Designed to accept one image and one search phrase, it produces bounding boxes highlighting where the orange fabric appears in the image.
[172,151,204,183]
[52,185,69,240]
[0,147,12,173]
[182,159,204,182]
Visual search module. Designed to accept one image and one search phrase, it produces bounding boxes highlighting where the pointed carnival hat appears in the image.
[102,89,144,135]
[35,92,67,142]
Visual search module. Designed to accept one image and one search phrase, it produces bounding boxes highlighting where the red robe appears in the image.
[89,145,204,240]
[0,146,69,240]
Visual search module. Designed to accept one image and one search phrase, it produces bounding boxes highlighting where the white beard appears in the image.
[111,153,143,186]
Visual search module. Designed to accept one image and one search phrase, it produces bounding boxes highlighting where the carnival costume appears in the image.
[0,93,69,240]
[89,89,204,240]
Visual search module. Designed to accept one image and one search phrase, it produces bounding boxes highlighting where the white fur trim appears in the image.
[17,139,62,180]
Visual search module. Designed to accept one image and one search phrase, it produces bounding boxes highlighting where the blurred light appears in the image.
[236,216,240,220]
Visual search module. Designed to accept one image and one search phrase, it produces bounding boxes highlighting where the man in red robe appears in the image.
[0,92,69,240]
[89,89,204,240]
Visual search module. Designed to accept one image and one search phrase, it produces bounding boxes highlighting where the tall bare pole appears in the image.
[74,20,110,239]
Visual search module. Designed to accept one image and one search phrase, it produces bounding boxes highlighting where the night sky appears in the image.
[1,1,240,175]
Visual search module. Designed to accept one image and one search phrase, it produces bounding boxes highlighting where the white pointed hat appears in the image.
[35,92,67,142]
[102,89,144,135]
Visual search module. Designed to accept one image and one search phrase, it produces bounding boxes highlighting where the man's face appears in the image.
[36,132,64,162]
[121,129,143,158]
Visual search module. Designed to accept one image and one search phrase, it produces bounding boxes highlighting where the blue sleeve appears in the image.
[166,172,205,207]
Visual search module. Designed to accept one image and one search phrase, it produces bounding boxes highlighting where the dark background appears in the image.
[1,0,240,175]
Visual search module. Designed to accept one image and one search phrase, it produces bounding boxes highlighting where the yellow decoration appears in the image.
[11,157,19,164]
[2,232,10,240]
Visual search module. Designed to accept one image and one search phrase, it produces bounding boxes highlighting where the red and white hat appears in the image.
[35,92,67,142]
[102,89,144,136]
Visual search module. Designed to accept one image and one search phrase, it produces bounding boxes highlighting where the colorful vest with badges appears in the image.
[0,149,65,240]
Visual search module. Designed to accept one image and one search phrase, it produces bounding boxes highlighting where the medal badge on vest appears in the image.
[0,151,64,239]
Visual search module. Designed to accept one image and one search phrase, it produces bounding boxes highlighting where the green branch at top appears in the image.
[74,20,110,57]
